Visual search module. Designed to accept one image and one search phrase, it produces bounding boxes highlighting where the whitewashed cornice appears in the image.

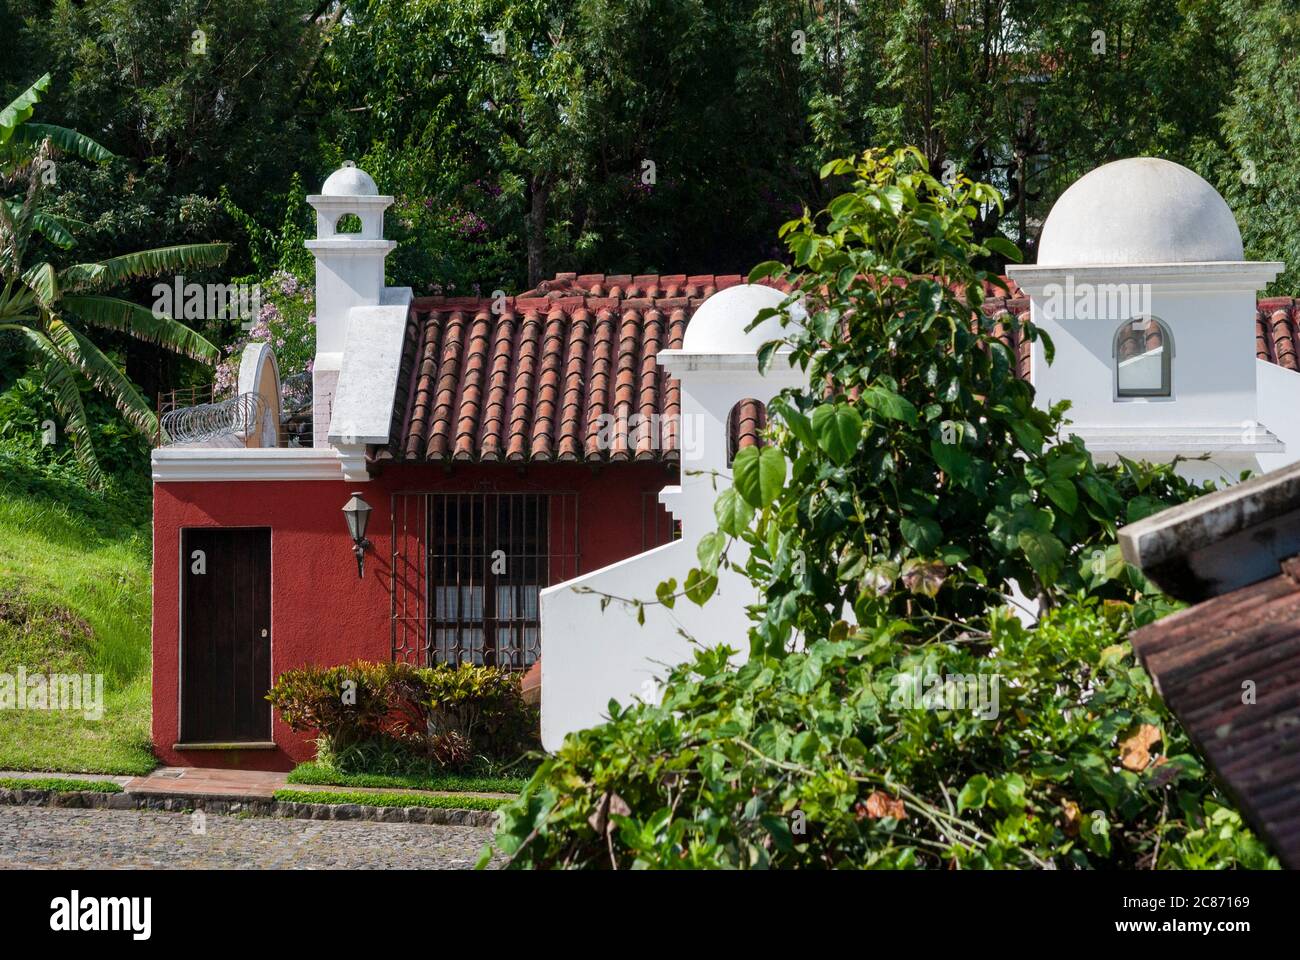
[1067,424,1285,455]
[152,447,351,482]
[1008,261,1284,295]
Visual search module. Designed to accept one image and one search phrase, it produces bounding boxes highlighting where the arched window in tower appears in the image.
[1114,316,1172,398]
[727,398,768,465]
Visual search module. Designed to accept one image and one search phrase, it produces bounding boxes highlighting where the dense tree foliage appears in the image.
[1211,0,1300,291]
[0,0,1255,297]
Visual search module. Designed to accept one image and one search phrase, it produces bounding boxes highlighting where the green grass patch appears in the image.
[286,760,525,794]
[0,776,123,793]
[273,788,509,812]
[0,452,156,775]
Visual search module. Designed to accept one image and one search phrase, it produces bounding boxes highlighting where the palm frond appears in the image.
[61,294,219,362]
[21,261,56,306]
[10,323,104,485]
[0,74,51,144]
[11,122,113,163]
[4,202,78,248]
[71,243,230,291]
[0,295,37,322]
[46,315,157,436]
[56,262,106,291]
[0,196,18,274]
[9,143,46,251]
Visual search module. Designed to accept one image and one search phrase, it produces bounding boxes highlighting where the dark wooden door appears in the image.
[180,528,271,743]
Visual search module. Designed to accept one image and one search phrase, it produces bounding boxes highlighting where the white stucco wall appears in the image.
[1030,286,1259,433]
[1253,359,1300,476]
[540,539,757,749]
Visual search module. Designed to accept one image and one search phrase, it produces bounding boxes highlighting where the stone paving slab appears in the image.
[124,767,286,799]
[0,804,499,869]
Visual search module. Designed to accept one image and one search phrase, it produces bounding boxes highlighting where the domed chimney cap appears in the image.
[321,163,379,197]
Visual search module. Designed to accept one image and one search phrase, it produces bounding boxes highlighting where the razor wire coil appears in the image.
[159,391,268,446]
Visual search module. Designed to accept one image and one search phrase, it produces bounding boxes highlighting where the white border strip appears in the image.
[152,447,347,482]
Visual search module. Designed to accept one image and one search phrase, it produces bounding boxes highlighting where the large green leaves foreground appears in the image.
[484,148,1269,868]
[485,602,1274,869]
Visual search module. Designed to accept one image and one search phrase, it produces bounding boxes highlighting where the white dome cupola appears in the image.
[1037,158,1244,266]
[681,283,793,353]
[1008,157,1284,482]
[320,164,379,197]
[655,283,806,533]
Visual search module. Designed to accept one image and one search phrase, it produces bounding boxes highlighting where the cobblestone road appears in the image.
[0,805,498,869]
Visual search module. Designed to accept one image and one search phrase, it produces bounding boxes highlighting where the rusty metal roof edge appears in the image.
[1119,459,1300,578]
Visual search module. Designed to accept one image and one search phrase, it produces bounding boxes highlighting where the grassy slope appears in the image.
[0,460,155,775]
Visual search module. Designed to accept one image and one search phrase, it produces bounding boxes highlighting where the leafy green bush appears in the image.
[266,660,401,755]
[0,377,151,487]
[485,602,1275,869]
[424,662,537,760]
[266,660,538,769]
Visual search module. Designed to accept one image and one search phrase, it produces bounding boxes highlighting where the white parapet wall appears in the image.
[539,538,759,749]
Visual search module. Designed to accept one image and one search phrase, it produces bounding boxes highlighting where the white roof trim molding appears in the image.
[151,447,350,482]
[1008,262,1285,295]
[1068,424,1285,455]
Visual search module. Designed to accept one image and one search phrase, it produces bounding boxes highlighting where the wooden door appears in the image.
[180,528,271,743]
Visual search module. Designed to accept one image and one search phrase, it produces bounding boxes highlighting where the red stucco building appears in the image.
[148,161,770,768]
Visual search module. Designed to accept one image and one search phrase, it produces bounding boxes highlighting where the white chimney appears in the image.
[305,163,395,447]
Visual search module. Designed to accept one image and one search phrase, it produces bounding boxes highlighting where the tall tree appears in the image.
[1212,0,1300,293]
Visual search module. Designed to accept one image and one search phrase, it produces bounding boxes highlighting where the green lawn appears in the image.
[0,776,123,793]
[274,788,510,811]
[0,476,156,776]
[286,760,527,794]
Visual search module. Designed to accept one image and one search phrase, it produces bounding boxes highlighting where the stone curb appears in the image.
[0,787,497,827]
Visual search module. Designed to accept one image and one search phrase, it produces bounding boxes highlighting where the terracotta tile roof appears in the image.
[381,273,1289,464]
[1255,297,1300,371]
[728,398,768,462]
[1116,317,1165,360]
[387,273,763,464]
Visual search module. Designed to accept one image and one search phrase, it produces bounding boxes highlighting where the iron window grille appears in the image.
[391,491,578,670]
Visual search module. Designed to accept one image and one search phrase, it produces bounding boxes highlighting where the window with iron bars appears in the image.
[391,492,578,670]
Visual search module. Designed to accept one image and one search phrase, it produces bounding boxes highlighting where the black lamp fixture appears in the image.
[341,491,372,578]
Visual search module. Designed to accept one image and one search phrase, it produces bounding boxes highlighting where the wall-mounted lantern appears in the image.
[341,492,372,578]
